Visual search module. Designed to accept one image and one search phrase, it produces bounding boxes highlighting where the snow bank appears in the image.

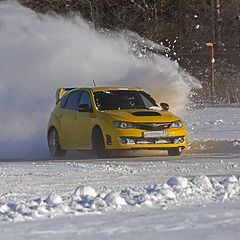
[1,175,240,223]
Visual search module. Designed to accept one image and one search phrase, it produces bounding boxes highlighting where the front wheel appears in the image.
[48,128,67,158]
[92,127,111,159]
[168,147,182,156]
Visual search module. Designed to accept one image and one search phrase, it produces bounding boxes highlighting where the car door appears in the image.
[74,90,93,149]
[60,90,82,148]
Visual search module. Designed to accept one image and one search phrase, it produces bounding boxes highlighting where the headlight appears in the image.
[113,121,133,129]
[170,120,183,128]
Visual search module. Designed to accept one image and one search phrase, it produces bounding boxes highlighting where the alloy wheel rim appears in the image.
[49,130,57,154]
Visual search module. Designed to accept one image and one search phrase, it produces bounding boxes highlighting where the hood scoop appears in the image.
[132,111,161,116]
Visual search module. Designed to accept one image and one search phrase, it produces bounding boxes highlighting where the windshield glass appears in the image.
[93,90,159,110]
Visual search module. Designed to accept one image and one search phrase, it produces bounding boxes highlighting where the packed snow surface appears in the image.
[185,105,240,141]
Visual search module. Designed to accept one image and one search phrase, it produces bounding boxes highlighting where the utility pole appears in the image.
[206,43,215,104]
[211,0,216,43]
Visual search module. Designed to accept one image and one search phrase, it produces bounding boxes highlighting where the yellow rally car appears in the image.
[47,86,187,158]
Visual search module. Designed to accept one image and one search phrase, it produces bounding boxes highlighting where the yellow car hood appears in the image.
[100,109,180,123]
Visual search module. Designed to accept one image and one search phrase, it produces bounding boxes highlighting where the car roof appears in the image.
[74,86,143,92]
[57,86,144,104]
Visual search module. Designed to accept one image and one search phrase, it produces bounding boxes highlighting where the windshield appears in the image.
[93,90,159,110]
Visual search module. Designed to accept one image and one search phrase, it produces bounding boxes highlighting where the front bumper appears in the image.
[104,128,187,150]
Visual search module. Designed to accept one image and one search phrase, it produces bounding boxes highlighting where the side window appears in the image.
[79,91,92,110]
[140,92,158,108]
[65,91,81,110]
[60,94,70,108]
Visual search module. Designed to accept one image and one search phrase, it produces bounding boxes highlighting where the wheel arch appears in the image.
[91,125,103,149]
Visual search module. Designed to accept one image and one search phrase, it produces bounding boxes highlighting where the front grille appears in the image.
[132,122,171,131]
[119,136,185,145]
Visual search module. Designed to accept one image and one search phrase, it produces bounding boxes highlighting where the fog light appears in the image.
[119,137,128,145]
[179,137,185,143]
[119,137,135,145]
[106,135,112,145]
[174,137,185,144]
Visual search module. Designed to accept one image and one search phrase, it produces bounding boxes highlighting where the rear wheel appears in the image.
[92,127,111,159]
[168,147,182,156]
[48,127,67,158]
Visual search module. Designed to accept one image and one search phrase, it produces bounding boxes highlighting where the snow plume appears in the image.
[0,1,201,158]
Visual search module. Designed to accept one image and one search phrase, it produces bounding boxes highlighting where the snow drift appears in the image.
[1,175,240,222]
[0,0,200,158]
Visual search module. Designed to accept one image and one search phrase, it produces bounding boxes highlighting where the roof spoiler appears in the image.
[55,88,75,104]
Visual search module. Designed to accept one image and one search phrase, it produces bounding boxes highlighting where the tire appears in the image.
[168,147,182,156]
[48,127,67,158]
[92,127,111,159]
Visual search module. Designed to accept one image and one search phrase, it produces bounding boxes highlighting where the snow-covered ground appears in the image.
[1,106,240,239]
[185,105,240,141]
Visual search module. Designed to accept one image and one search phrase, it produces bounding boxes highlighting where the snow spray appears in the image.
[0,1,201,158]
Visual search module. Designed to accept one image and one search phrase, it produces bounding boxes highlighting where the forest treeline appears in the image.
[20,0,240,103]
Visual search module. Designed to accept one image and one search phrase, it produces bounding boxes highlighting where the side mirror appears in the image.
[160,103,169,111]
[78,104,91,112]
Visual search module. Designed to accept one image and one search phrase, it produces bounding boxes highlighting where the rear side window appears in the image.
[79,91,92,110]
[64,91,81,110]
[60,94,69,108]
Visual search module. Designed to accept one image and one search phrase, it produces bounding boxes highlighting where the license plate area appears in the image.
[143,131,168,138]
